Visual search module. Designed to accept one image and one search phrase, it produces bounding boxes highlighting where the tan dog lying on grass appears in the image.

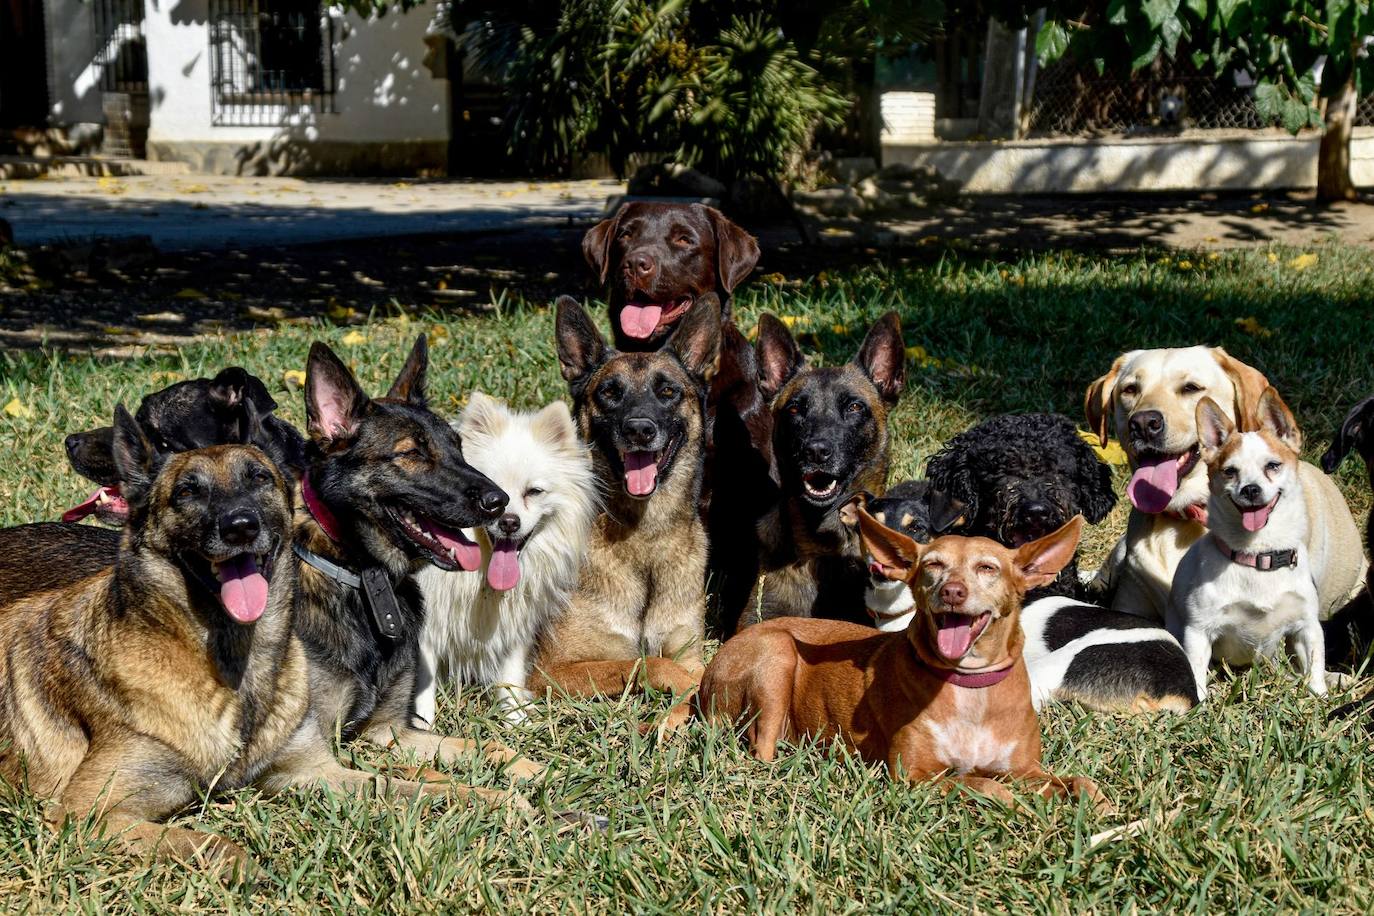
[700,506,1105,809]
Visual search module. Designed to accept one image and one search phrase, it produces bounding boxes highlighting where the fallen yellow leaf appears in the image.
[832,323,849,335]
[1289,253,1317,270]
[780,315,809,329]
[327,299,358,322]
[341,330,368,346]
[761,272,787,285]
[1235,316,1274,338]
[1267,252,1279,263]
[1178,260,1192,269]
[173,288,207,299]
[4,398,33,419]
[1250,202,1270,214]
[392,181,413,189]
[283,369,306,389]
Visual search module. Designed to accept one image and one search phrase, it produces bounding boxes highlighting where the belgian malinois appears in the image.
[0,409,497,879]
[294,336,540,777]
[733,311,906,632]
[529,294,720,728]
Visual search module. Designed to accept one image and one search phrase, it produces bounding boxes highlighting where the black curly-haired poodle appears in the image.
[925,413,1117,599]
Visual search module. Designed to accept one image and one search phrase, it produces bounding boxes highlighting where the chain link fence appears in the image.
[1028,58,1374,135]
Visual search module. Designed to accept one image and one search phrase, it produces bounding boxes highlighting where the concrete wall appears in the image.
[883,129,1374,194]
[144,0,449,174]
[43,0,104,126]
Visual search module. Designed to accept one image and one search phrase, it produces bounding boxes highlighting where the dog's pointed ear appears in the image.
[925,448,978,528]
[582,210,622,285]
[838,491,871,528]
[668,292,722,383]
[1256,386,1301,452]
[386,335,429,406]
[1322,395,1374,473]
[853,501,922,582]
[1084,352,1132,448]
[305,342,369,442]
[702,205,760,294]
[855,312,905,405]
[1211,347,1269,432]
[112,405,160,506]
[556,296,609,398]
[756,313,804,401]
[1015,515,1084,590]
[1195,396,1235,459]
[208,367,250,410]
[927,488,968,535]
[531,399,579,448]
[460,391,508,440]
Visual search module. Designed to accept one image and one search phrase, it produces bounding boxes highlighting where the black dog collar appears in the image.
[293,542,403,640]
[1211,534,1298,572]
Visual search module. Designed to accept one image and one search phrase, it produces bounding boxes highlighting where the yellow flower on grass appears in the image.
[905,345,943,369]
[780,315,809,329]
[1266,252,1279,264]
[1289,253,1317,270]
[3,398,33,419]
[149,371,182,385]
[327,298,357,322]
[1235,316,1274,338]
[1208,252,1221,261]
[283,369,306,389]
[341,330,368,346]
[832,323,849,335]
[761,272,787,285]
[1178,260,1192,270]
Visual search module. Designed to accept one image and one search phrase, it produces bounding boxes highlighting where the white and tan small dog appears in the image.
[415,393,599,725]
[1166,388,1331,698]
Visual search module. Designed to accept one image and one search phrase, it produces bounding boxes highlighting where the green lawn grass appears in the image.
[1,242,1372,912]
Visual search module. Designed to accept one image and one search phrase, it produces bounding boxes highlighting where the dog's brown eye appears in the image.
[1182,382,1204,394]
[1223,467,1238,479]
[846,401,864,415]
[1265,461,1281,473]
[924,560,945,572]
[658,385,676,400]
[525,487,544,498]
[250,467,273,484]
[173,481,201,502]
[675,235,691,246]
[1121,383,1139,396]
[977,563,997,575]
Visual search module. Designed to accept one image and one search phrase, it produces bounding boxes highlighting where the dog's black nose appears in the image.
[1239,484,1262,503]
[628,250,656,278]
[1129,410,1165,442]
[623,417,659,448]
[497,513,521,536]
[803,439,833,465]
[219,510,261,547]
[64,434,82,458]
[473,487,508,519]
[1024,501,1053,522]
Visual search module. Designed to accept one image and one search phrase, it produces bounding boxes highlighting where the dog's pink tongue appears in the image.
[217,554,268,624]
[620,304,663,340]
[935,613,974,660]
[487,538,521,591]
[624,450,659,496]
[1242,501,1276,532]
[61,486,125,523]
[1128,455,1184,514]
[419,517,482,571]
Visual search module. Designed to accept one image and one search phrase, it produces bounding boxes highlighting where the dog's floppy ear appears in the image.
[924,448,979,528]
[111,404,161,507]
[531,399,579,449]
[1071,433,1118,524]
[702,205,760,294]
[232,398,266,447]
[459,391,508,441]
[386,335,429,406]
[854,312,905,405]
[556,296,609,398]
[853,501,923,582]
[581,210,622,285]
[667,292,722,383]
[756,313,804,401]
[1211,347,1269,432]
[209,367,278,415]
[1014,515,1083,591]
[1256,386,1302,452]
[1084,352,1132,448]
[305,342,369,442]
[1322,395,1374,473]
[1195,395,1235,460]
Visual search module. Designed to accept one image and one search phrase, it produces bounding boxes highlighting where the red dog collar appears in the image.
[925,660,1015,689]
[301,473,344,544]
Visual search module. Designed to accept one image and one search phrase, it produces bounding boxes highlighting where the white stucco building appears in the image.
[7,0,462,174]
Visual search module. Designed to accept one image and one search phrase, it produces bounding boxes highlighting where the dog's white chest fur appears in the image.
[923,688,1015,775]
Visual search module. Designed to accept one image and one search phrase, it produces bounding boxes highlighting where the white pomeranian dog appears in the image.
[415,392,598,725]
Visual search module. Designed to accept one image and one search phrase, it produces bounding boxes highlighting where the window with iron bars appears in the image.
[208,0,336,126]
[93,0,148,93]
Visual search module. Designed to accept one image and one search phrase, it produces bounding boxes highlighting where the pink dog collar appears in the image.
[925,661,1015,689]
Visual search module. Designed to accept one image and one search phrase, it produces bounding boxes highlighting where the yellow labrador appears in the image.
[1085,346,1363,621]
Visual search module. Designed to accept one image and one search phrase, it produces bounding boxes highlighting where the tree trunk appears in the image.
[1317,72,1358,202]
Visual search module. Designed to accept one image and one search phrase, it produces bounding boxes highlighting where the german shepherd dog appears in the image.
[581,202,770,633]
[529,294,720,728]
[734,311,906,632]
[294,337,540,777]
[0,409,491,878]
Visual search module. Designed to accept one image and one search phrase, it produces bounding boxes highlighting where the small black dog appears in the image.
[62,367,305,525]
[1322,394,1374,726]
[925,413,1117,600]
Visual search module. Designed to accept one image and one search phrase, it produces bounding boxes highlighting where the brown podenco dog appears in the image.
[699,506,1105,809]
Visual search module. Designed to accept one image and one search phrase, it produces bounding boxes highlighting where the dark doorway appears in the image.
[0,0,51,128]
